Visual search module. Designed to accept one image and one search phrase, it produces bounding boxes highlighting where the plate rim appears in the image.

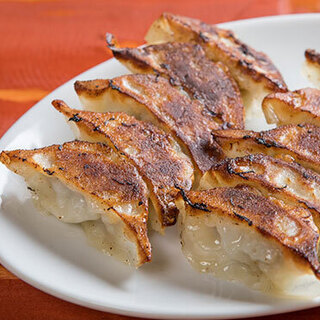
[1,13,320,319]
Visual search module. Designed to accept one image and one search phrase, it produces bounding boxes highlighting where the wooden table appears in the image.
[1,0,320,319]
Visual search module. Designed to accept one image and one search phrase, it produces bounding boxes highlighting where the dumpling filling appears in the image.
[82,217,137,265]
[176,188,320,297]
[26,172,103,223]
[180,212,320,297]
[25,172,139,265]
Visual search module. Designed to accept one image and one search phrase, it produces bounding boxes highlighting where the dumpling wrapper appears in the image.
[0,141,151,267]
[53,100,194,232]
[303,49,320,89]
[176,187,320,297]
[211,124,320,174]
[73,75,223,182]
[106,35,244,129]
[262,88,320,126]
[200,153,320,230]
[144,12,287,119]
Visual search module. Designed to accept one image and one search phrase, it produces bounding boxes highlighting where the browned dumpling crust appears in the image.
[304,49,320,89]
[262,88,320,126]
[53,100,194,230]
[211,124,320,174]
[0,140,151,266]
[145,12,287,114]
[106,36,244,130]
[200,153,320,229]
[74,74,224,178]
[178,187,320,279]
[306,49,320,65]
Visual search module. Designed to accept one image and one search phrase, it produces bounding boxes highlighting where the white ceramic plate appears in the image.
[1,14,320,319]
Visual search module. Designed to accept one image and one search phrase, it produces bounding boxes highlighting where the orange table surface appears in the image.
[1,0,320,319]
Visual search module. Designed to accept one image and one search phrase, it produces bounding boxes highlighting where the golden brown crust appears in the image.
[146,12,287,92]
[212,124,320,174]
[0,141,151,265]
[74,75,224,174]
[267,88,320,115]
[53,100,194,227]
[303,49,320,90]
[107,39,244,129]
[205,154,320,219]
[262,88,320,125]
[305,49,320,65]
[180,188,320,278]
[74,79,110,97]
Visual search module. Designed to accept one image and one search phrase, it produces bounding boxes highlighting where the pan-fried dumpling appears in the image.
[53,100,193,231]
[0,141,151,267]
[303,49,320,89]
[200,154,320,229]
[145,12,287,119]
[176,187,320,296]
[74,75,224,181]
[211,124,320,174]
[262,88,320,126]
[106,35,244,128]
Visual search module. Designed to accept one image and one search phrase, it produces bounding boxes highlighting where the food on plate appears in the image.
[53,100,193,231]
[303,49,320,89]
[262,88,320,126]
[200,154,320,229]
[211,124,320,174]
[3,11,320,298]
[176,187,320,296]
[145,12,287,118]
[106,35,244,128]
[74,74,224,181]
[0,141,151,266]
